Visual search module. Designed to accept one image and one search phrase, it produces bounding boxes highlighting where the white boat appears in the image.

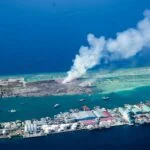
[79,99,86,102]
[9,109,17,113]
[54,104,60,108]
[102,96,110,100]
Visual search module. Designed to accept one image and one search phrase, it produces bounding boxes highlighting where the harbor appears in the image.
[1,101,150,139]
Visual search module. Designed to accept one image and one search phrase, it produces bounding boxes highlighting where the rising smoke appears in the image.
[63,10,150,84]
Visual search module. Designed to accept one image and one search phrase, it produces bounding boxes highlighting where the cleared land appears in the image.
[1,67,150,97]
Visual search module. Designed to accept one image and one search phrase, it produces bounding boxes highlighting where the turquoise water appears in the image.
[1,86,150,122]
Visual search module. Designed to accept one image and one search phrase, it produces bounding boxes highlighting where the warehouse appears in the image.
[93,109,104,118]
[71,111,96,121]
[93,109,112,118]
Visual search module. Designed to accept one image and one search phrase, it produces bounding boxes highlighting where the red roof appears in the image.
[102,111,112,117]
[82,120,96,125]
[82,105,90,111]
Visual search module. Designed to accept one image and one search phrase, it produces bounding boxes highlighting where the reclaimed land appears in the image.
[0,102,150,139]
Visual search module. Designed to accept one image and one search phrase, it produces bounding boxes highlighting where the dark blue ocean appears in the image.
[0,125,150,150]
[0,0,150,75]
[0,0,150,149]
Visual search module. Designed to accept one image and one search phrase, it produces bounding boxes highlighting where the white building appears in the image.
[118,107,131,122]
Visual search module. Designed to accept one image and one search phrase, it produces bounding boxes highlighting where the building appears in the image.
[131,106,142,114]
[93,109,111,118]
[118,107,131,122]
[71,111,96,121]
[93,109,104,118]
[24,120,37,134]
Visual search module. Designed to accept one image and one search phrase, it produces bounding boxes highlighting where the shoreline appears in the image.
[0,101,150,140]
[1,67,150,98]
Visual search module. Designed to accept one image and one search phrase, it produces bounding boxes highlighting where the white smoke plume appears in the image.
[63,10,150,84]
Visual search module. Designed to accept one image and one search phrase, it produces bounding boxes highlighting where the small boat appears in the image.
[9,109,17,113]
[54,104,60,108]
[102,96,110,100]
[79,99,86,102]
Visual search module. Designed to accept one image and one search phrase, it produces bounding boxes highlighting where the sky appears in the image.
[0,0,150,75]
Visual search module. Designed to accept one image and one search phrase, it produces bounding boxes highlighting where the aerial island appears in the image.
[0,102,150,139]
[1,67,150,139]
[1,67,150,98]
[0,77,93,98]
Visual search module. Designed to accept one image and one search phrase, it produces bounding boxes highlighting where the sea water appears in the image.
[0,86,150,150]
[0,86,150,122]
[0,125,150,150]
